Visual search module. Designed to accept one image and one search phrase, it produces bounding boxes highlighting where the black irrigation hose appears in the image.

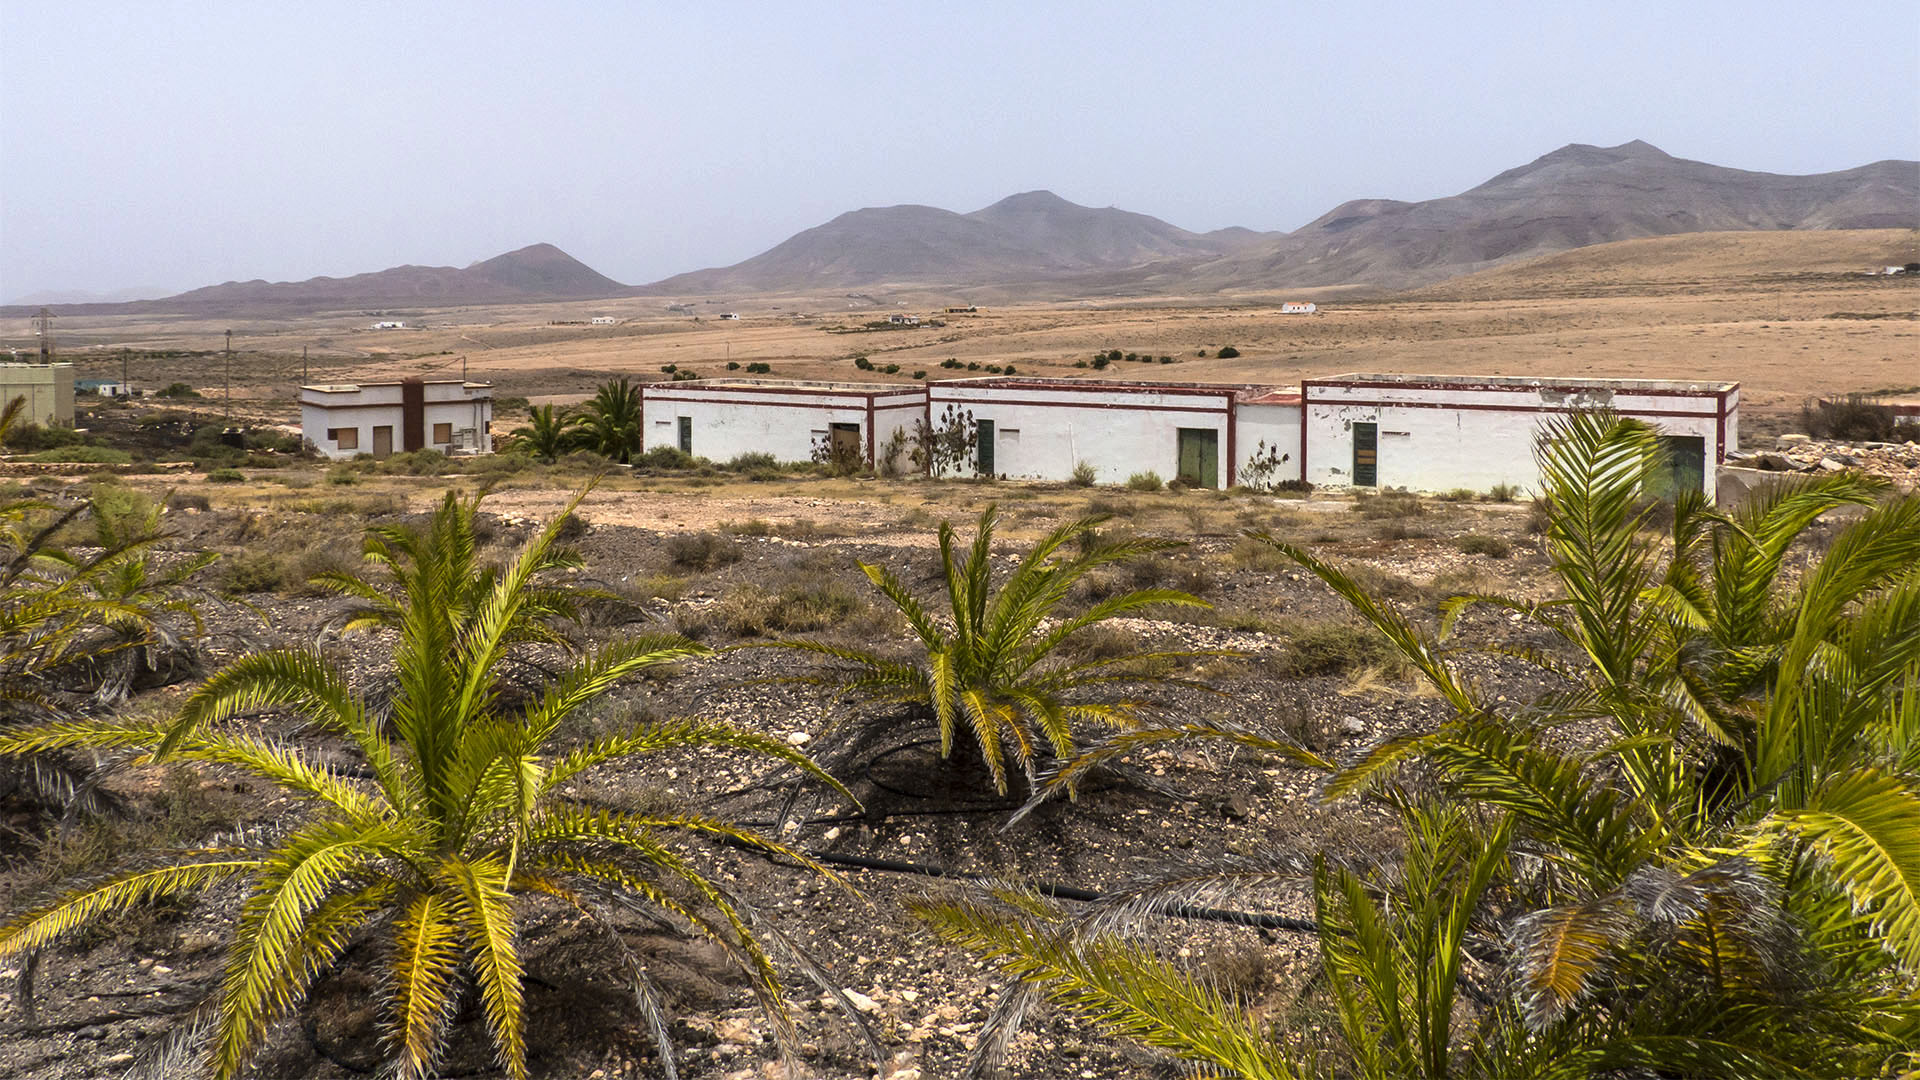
[732,838,1321,934]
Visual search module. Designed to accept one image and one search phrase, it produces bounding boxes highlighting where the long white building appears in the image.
[1302,374,1738,500]
[610,372,1740,499]
[639,379,926,472]
[301,378,493,460]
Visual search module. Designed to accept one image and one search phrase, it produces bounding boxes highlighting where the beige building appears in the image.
[0,364,75,427]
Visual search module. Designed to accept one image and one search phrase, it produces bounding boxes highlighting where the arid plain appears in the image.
[13,229,1918,433]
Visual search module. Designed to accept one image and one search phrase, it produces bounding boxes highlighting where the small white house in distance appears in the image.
[639,379,926,471]
[371,321,406,330]
[301,378,494,460]
[1280,301,1317,315]
[590,316,619,325]
[926,377,1280,488]
[1301,373,1738,500]
[718,312,741,320]
[887,313,921,326]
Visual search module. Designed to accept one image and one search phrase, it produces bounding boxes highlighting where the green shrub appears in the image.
[726,451,779,472]
[883,363,900,374]
[3,420,84,452]
[157,382,201,399]
[28,445,131,464]
[206,467,245,483]
[1215,345,1240,359]
[667,530,741,570]
[1125,471,1163,492]
[690,581,868,638]
[1440,488,1478,502]
[1454,533,1512,558]
[1487,482,1520,503]
[639,446,695,470]
[912,370,927,380]
[1070,461,1098,487]
[327,468,358,486]
[745,362,772,375]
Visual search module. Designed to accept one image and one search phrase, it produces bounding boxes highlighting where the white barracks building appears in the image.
[301,378,494,460]
[611,372,1738,500]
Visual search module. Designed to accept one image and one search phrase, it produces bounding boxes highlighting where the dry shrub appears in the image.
[1349,490,1424,520]
[683,581,871,639]
[1056,624,1142,662]
[1229,537,1293,573]
[668,531,742,570]
[1266,619,1404,680]
[1453,533,1512,558]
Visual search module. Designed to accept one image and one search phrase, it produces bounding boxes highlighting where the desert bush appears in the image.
[1350,489,1424,519]
[638,445,695,470]
[1214,345,1240,358]
[165,492,211,513]
[691,581,869,639]
[205,467,244,483]
[726,451,779,472]
[1440,488,1478,502]
[1070,461,1098,487]
[1453,533,1512,558]
[667,530,742,570]
[1486,481,1520,503]
[1125,471,1163,492]
[1229,535,1293,572]
[1801,393,1919,442]
[1266,618,1401,679]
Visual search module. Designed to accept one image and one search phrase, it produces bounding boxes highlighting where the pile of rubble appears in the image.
[1728,434,1920,486]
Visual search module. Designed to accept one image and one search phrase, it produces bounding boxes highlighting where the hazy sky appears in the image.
[5,0,1916,300]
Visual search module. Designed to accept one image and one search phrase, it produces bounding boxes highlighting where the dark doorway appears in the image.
[677,416,692,454]
[1175,428,1219,488]
[1649,435,1706,499]
[400,378,425,451]
[1352,422,1378,487]
[829,422,861,463]
[976,419,995,475]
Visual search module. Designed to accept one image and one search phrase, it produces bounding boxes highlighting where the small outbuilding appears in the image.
[1279,302,1317,315]
[1301,373,1738,500]
[0,363,75,427]
[301,378,493,460]
[639,379,926,472]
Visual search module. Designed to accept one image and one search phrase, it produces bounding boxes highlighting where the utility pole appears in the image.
[302,345,308,384]
[224,329,232,423]
[461,354,467,382]
[121,349,129,396]
[31,308,53,363]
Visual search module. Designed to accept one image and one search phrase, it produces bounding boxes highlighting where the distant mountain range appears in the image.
[11,141,1915,315]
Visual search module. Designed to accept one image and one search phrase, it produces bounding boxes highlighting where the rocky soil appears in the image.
[0,486,1714,1079]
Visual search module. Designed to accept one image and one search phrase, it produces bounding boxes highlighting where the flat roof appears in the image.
[642,378,921,394]
[1311,373,1738,393]
[302,379,492,393]
[934,376,1280,401]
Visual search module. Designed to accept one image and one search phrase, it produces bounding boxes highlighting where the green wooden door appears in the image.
[1649,435,1705,499]
[677,416,692,454]
[1176,428,1219,488]
[976,419,995,475]
[1352,422,1378,487]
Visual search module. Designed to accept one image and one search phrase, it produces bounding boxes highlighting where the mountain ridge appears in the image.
[11,141,1915,315]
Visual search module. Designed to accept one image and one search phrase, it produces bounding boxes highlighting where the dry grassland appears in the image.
[13,229,1918,429]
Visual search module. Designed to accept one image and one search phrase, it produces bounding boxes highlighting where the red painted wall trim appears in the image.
[929,394,1229,416]
[1305,399,1720,419]
[1225,397,1237,488]
[1309,378,1737,398]
[937,377,1267,399]
[865,397,876,469]
[642,383,921,401]
[642,396,898,412]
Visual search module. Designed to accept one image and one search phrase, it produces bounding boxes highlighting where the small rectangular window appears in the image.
[328,428,359,450]
[432,422,452,444]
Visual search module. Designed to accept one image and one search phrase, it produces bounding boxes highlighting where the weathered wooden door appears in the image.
[976,419,995,475]
[371,425,393,460]
[1352,422,1378,487]
[830,423,861,465]
[1176,428,1219,488]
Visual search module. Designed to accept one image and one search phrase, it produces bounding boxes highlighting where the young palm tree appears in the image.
[505,403,580,463]
[934,413,1920,1078]
[775,504,1215,795]
[0,489,863,1080]
[577,378,643,464]
[0,395,215,812]
[310,485,597,647]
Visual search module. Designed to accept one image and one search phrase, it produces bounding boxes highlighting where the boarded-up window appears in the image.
[328,428,359,450]
[433,422,452,444]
